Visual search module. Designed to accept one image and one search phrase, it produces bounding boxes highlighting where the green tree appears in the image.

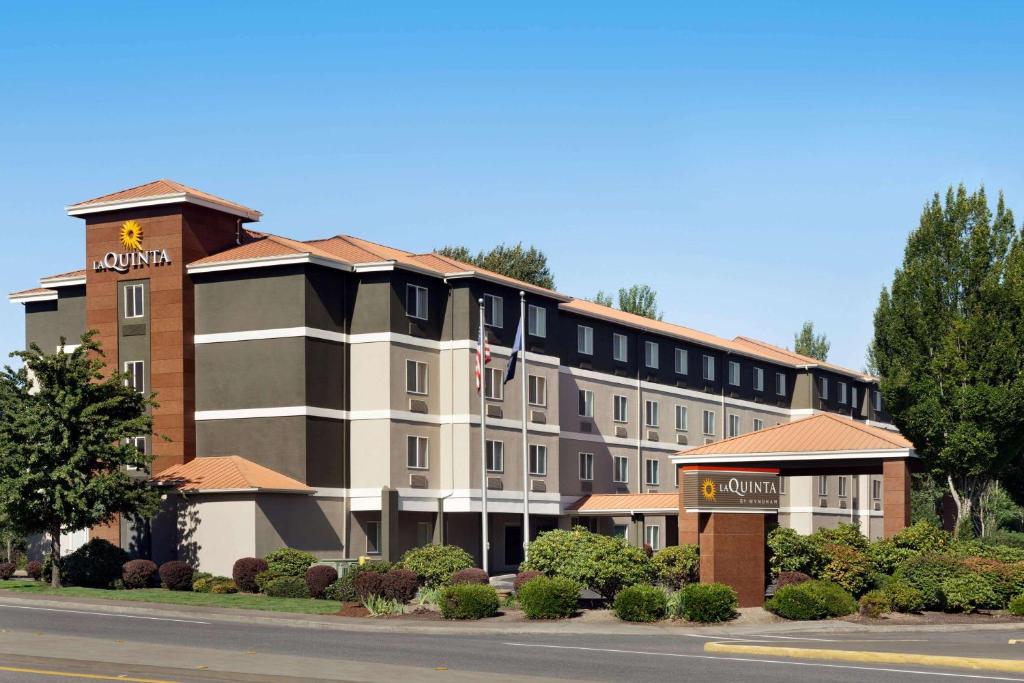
[794,321,830,361]
[872,184,1024,534]
[590,285,663,320]
[592,290,615,308]
[0,332,160,586]
[434,243,555,289]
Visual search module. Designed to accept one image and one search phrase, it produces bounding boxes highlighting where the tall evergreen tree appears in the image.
[793,321,830,361]
[872,185,1024,533]
[0,332,160,586]
[434,243,555,289]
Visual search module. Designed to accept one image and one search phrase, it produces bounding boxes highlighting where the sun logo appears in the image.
[119,220,143,251]
[701,478,717,502]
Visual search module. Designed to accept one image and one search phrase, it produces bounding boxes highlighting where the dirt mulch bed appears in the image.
[336,602,369,618]
[843,610,1024,625]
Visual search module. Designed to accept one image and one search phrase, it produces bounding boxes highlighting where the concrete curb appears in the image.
[704,641,1024,674]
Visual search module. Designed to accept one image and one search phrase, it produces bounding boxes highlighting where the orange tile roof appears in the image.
[39,269,87,282]
[67,179,261,220]
[8,287,56,298]
[151,455,314,494]
[680,413,912,457]
[731,336,875,381]
[568,492,679,513]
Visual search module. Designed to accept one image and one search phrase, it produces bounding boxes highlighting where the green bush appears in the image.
[1008,594,1024,616]
[517,576,580,619]
[960,557,1017,606]
[764,580,857,620]
[893,553,966,610]
[264,548,318,577]
[521,527,655,598]
[60,539,130,588]
[613,584,667,622]
[942,574,1000,613]
[399,544,474,589]
[439,583,499,620]
[262,575,311,598]
[652,545,699,589]
[674,583,737,623]
[813,523,870,552]
[867,522,950,574]
[193,576,236,594]
[858,589,889,618]
[884,579,926,613]
[820,544,872,597]
[767,527,822,577]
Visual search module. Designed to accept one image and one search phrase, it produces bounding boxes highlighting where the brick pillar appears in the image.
[883,458,911,537]
[699,512,766,607]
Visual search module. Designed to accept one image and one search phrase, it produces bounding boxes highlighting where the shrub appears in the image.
[513,570,543,592]
[764,580,857,620]
[961,557,1016,606]
[439,583,499,620]
[518,576,580,619]
[674,583,738,623]
[355,569,419,603]
[521,527,655,598]
[820,544,872,596]
[262,575,311,598]
[859,589,889,618]
[0,562,15,580]
[942,574,999,613]
[193,576,236,594]
[652,545,699,589]
[232,557,268,593]
[26,561,42,581]
[158,561,195,591]
[305,564,338,599]
[329,563,386,602]
[893,553,966,610]
[61,539,130,588]
[1008,594,1024,616]
[121,559,157,589]
[812,523,870,552]
[767,527,823,577]
[776,571,811,589]
[450,568,489,585]
[884,579,926,613]
[264,548,318,577]
[613,584,667,622]
[399,544,474,588]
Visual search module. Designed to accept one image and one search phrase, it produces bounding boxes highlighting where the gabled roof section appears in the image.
[680,413,913,457]
[39,269,87,288]
[66,179,261,222]
[151,455,314,494]
[8,287,57,303]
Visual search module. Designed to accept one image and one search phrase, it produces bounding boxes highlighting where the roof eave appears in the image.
[9,290,57,304]
[443,271,572,302]
[66,193,262,222]
[670,447,916,465]
[187,253,355,275]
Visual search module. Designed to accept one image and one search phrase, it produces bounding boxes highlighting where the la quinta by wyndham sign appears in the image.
[681,467,780,513]
[92,220,171,273]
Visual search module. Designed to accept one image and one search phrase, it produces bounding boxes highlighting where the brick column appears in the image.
[883,458,911,537]
[699,512,766,607]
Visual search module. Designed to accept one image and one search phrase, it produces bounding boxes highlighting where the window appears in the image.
[529,444,548,476]
[613,455,629,483]
[644,341,659,369]
[612,524,628,540]
[819,376,829,400]
[578,389,594,417]
[776,372,786,396]
[126,436,147,472]
[645,459,660,486]
[406,359,428,395]
[872,479,882,500]
[579,452,594,481]
[702,410,716,435]
[675,405,688,431]
[728,360,741,386]
[124,284,144,319]
[838,381,848,404]
[817,476,828,496]
[613,395,628,423]
[753,367,764,392]
[644,400,659,428]
[527,304,546,337]
[486,440,504,473]
[674,348,688,374]
[366,520,381,554]
[702,354,715,381]
[417,522,432,546]
[645,525,661,551]
[407,436,429,469]
[406,285,428,320]
[124,361,144,393]
[753,418,764,431]
[483,293,503,328]
[577,325,593,355]
[851,386,859,410]
[838,476,848,498]
[873,390,882,412]
[613,333,628,362]
[728,414,741,437]
[484,367,504,400]
[528,375,547,406]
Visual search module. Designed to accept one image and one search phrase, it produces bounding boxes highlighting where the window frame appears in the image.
[527,374,547,407]
[612,394,628,423]
[405,359,428,395]
[612,333,628,362]
[486,439,504,473]
[753,366,764,392]
[527,304,546,337]
[644,525,661,551]
[753,417,764,431]
[838,381,848,405]
[484,366,504,400]
[674,347,688,375]
[872,479,882,500]
[483,293,503,328]
[613,455,629,484]
[838,475,848,498]
[406,284,428,321]
[873,390,882,412]
[528,444,548,476]
[645,458,660,486]
[124,360,145,393]
[817,475,828,497]
[702,354,715,382]
[407,435,429,470]
[578,452,594,481]
[124,283,144,319]
[728,360,741,386]
[644,399,659,428]
[675,404,688,432]
[644,340,659,369]
[819,376,829,401]
[366,520,382,555]
[776,371,786,396]
[578,389,594,418]
[577,325,594,355]
[702,409,716,436]
[727,413,741,438]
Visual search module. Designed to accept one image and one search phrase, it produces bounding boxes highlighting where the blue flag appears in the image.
[504,315,523,384]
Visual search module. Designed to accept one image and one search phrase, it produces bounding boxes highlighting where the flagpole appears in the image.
[478,297,489,574]
[520,291,530,563]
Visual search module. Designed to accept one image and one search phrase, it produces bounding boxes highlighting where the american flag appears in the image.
[475,325,491,392]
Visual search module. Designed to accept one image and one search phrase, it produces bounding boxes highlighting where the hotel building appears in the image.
[10,180,896,575]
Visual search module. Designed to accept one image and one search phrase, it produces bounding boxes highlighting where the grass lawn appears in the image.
[0,579,341,615]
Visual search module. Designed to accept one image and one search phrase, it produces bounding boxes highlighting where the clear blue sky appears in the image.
[3,2,1023,370]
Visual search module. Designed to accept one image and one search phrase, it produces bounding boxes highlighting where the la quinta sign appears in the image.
[92,220,172,273]
[681,467,780,513]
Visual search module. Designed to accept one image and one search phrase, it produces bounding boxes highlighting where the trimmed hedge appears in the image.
[893,553,966,610]
[399,545,474,588]
[0,562,14,581]
[613,584,667,622]
[764,580,857,620]
[674,583,738,623]
[159,561,195,591]
[305,564,338,599]
[264,548,317,577]
[776,571,811,589]
[521,527,655,598]
[61,539,130,588]
[263,575,311,598]
[26,561,42,581]
[355,569,419,604]
[1009,594,1024,616]
[518,576,580,619]
[193,576,236,594]
[942,574,999,612]
[652,545,699,590]
[884,579,925,613]
[329,563,389,603]
[232,557,268,593]
[858,589,889,618]
[122,559,158,589]
[439,583,499,620]
[513,570,543,592]
[450,568,489,585]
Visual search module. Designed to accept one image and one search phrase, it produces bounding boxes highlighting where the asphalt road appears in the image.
[0,602,1023,682]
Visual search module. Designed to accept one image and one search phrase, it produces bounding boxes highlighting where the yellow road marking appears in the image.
[1011,640,1024,645]
[0,664,175,682]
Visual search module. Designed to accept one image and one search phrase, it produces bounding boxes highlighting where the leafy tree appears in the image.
[794,321,830,361]
[592,291,615,308]
[434,243,555,289]
[0,332,160,587]
[591,285,663,320]
[872,184,1024,534]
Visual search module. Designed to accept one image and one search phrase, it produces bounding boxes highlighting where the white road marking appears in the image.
[503,642,1024,681]
[0,604,209,625]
